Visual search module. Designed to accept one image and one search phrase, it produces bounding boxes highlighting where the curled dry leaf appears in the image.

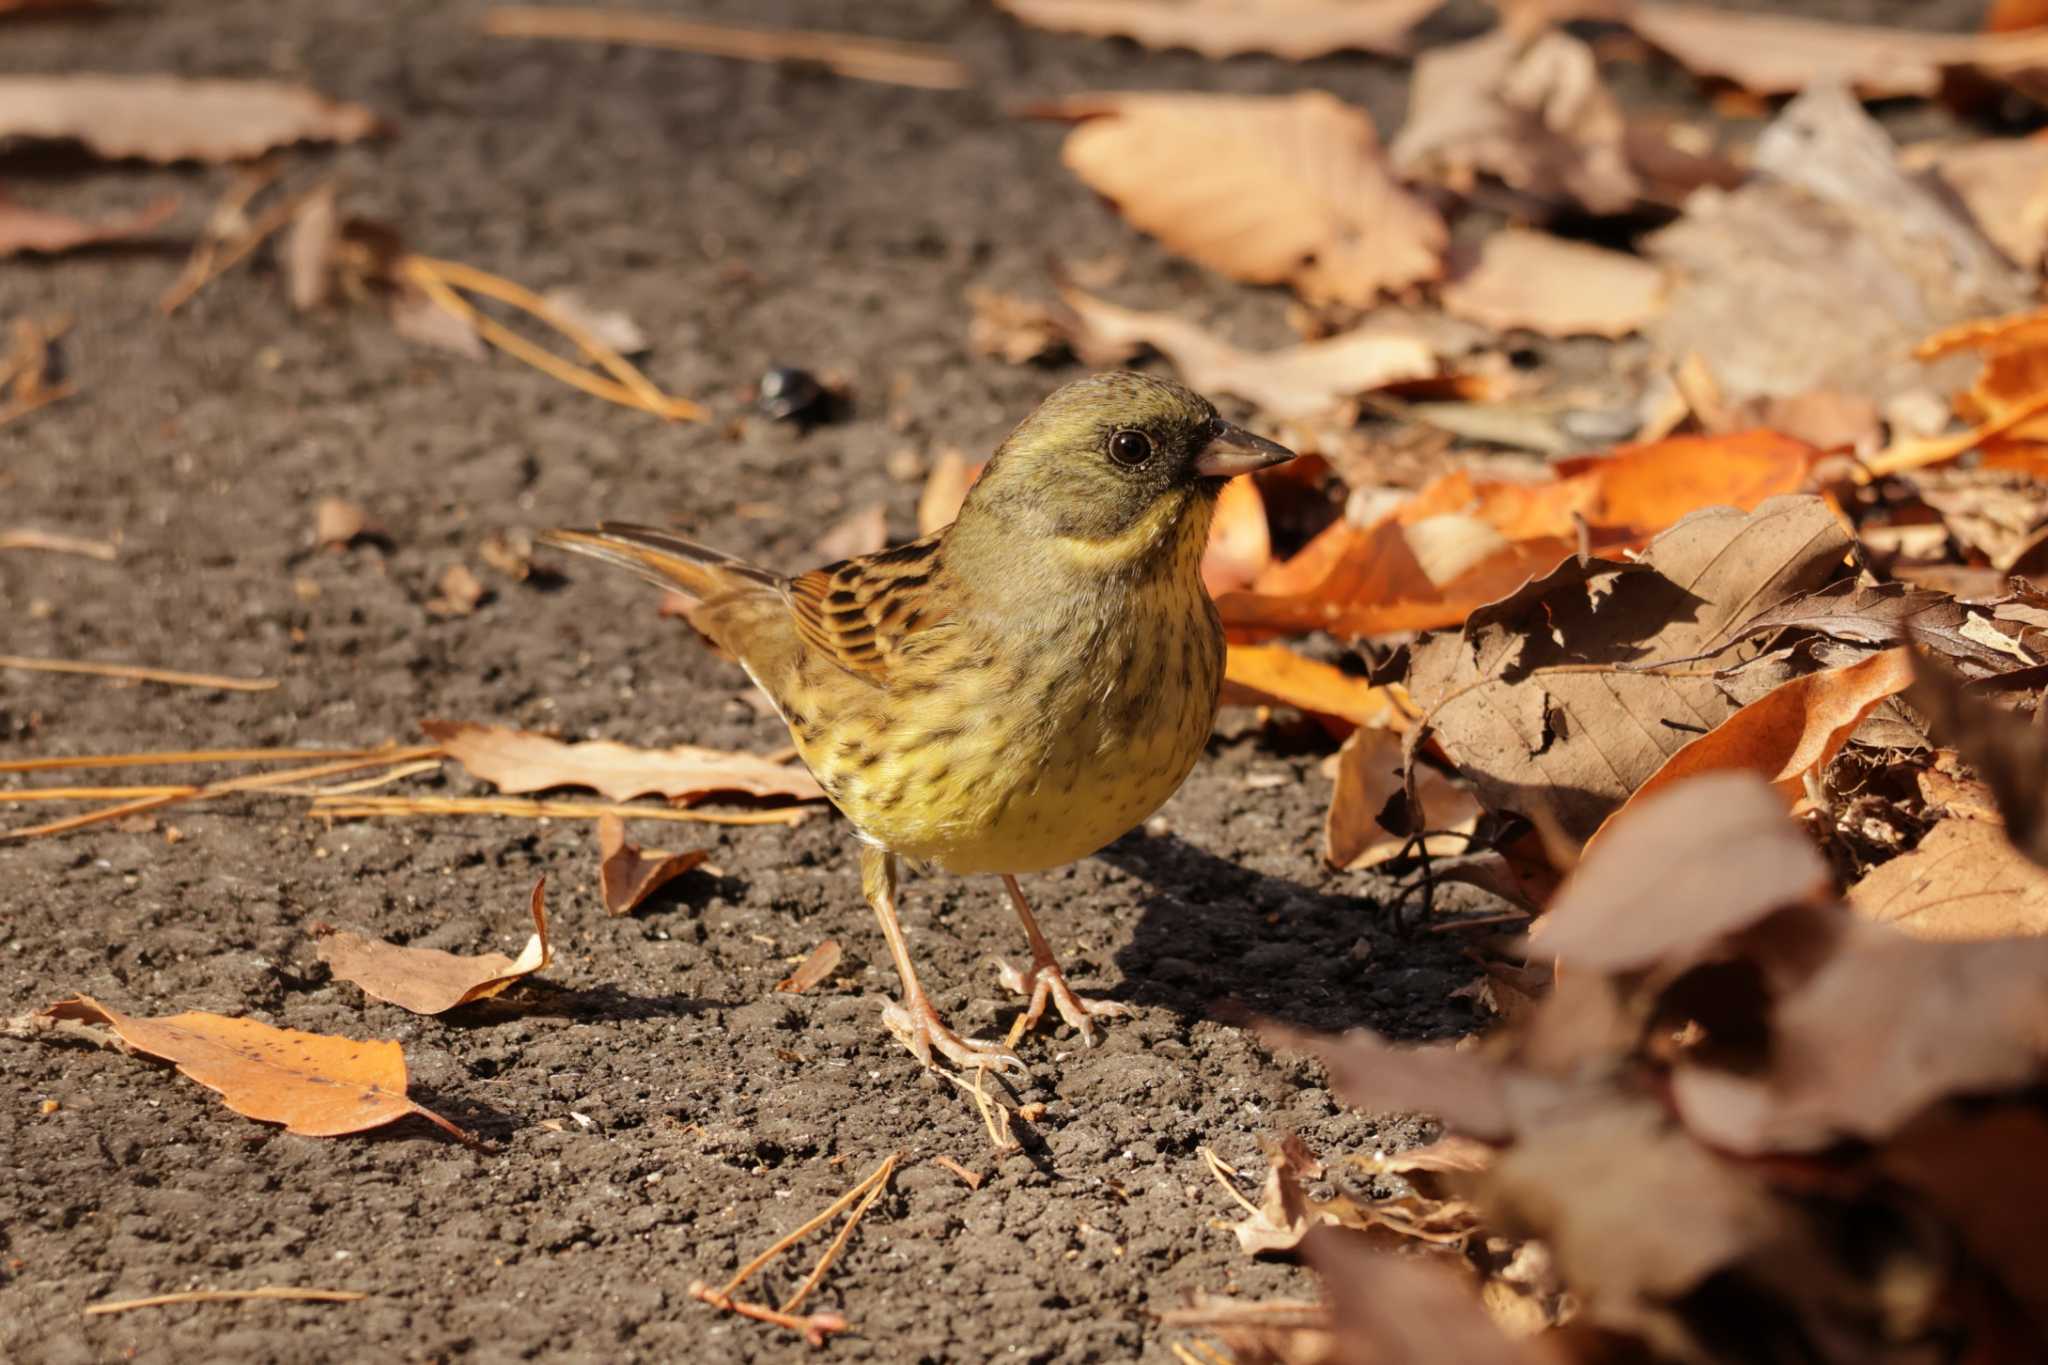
[1850,818,2048,941]
[1224,644,1408,733]
[1439,228,1666,340]
[1057,284,1441,420]
[1324,727,1479,870]
[423,719,826,804]
[775,938,844,994]
[1608,646,1915,822]
[1222,1134,1482,1260]
[0,193,177,259]
[316,877,552,1014]
[1028,92,1445,306]
[1538,772,1831,973]
[34,995,473,1143]
[1393,27,1639,215]
[1906,658,2048,869]
[1305,1228,1559,1365]
[597,813,711,916]
[0,76,384,163]
[996,0,1441,60]
[1405,496,1852,848]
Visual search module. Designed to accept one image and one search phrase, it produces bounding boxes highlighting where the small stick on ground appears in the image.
[0,528,118,560]
[310,794,810,827]
[0,786,198,803]
[1198,1146,1262,1218]
[483,6,970,90]
[929,1155,983,1190]
[0,747,406,775]
[0,656,278,692]
[84,1287,368,1316]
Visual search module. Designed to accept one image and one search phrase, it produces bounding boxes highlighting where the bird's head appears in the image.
[959,372,1295,571]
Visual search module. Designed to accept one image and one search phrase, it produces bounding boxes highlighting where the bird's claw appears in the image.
[882,996,1025,1074]
[996,957,1133,1046]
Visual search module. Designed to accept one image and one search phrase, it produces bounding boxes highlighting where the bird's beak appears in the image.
[1194,420,1296,479]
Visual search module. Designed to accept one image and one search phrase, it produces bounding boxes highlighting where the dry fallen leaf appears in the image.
[1223,644,1407,733]
[812,502,888,563]
[426,563,487,617]
[1850,818,2048,941]
[0,76,384,163]
[776,938,844,994]
[1324,727,1479,871]
[1203,475,1272,596]
[965,287,1070,365]
[1440,228,1666,339]
[1058,285,1442,420]
[34,995,473,1143]
[1394,27,1639,215]
[316,877,552,1014]
[1910,139,2048,274]
[423,719,825,804]
[1028,91,1446,305]
[1609,647,1914,821]
[0,193,178,258]
[917,447,977,536]
[1619,4,1962,99]
[996,0,1442,60]
[1906,659,2048,869]
[597,813,711,916]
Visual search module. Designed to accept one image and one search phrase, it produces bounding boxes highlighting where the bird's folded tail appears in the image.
[536,524,786,603]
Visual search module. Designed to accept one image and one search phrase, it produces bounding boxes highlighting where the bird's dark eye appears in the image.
[1108,429,1153,467]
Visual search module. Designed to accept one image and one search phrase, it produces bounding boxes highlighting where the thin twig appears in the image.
[1199,1146,1262,1218]
[483,5,970,90]
[309,794,810,827]
[0,747,402,775]
[84,1286,368,1316]
[158,177,313,315]
[0,786,197,803]
[0,528,117,560]
[0,656,277,692]
[779,1152,898,1313]
[713,1156,897,1302]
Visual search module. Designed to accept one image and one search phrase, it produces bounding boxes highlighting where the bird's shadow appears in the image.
[1095,831,1485,1040]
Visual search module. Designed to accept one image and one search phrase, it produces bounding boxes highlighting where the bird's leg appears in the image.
[995,874,1134,1046]
[860,845,1022,1074]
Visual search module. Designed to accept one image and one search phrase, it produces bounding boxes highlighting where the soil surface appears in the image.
[0,1,1995,1362]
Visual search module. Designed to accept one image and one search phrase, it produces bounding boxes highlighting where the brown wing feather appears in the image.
[789,530,948,682]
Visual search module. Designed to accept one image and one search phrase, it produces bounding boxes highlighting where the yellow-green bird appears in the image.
[542,372,1294,1071]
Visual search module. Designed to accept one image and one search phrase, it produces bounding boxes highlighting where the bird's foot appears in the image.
[881,994,1025,1074]
[996,956,1133,1046]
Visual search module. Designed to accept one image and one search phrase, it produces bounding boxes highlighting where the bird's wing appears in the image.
[789,530,950,682]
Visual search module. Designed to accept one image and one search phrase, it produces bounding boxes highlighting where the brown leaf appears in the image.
[1028,92,1446,306]
[597,814,710,916]
[1910,138,2048,273]
[312,496,367,548]
[1323,727,1479,870]
[0,192,177,258]
[423,720,825,804]
[1849,819,2048,941]
[0,76,384,163]
[426,563,487,617]
[1539,772,1830,973]
[1057,284,1441,419]
[1906,659,2048,869]
[811,502,888,562]
[1611,646,1914,818]
[1263,1022,1515,1141]
[965,287,1068,365]
[1225,644,1408,733]
[1644,88,2031,412]
[1620,4,1954,99]
[316,877,553,1014]
[1406,496,1853,846]
[995,0,1441,60]
[1440,228,1666,339]
[1671,926,2048,1152]
[34,995,472,1142]
[775,938,843,994]
[1394,28,1640,215]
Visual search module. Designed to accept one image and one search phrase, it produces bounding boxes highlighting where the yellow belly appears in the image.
[800,600,1223,876]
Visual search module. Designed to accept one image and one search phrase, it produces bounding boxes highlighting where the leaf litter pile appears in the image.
[15,0,2048,1360]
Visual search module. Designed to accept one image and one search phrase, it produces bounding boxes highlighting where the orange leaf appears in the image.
[1557,429,1823,532]
[597,813,710,916]
[1986,0,2048,32]
[1601,647,1914,832]
[1200,475,1271,596]
[775,938,844,994]
[316,877,552,1014]
[916,450,980,536]
[424,719,824,804]
[1222,643,1409,731]
[35,996,473,1143]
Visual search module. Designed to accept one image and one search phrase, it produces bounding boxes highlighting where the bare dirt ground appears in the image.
[0,1,1993,1362]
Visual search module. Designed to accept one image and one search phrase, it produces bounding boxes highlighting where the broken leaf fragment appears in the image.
[0,75,384,162]
[1440,228,1666,339]
[1028,91,1446,305]
[995,0,1441,60]
[316,877,552,1014]
[423,719,825,804]
[597,814,710,916]
[33,996,473,1143]
[775,938,844,994]
[0,193,177,259]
